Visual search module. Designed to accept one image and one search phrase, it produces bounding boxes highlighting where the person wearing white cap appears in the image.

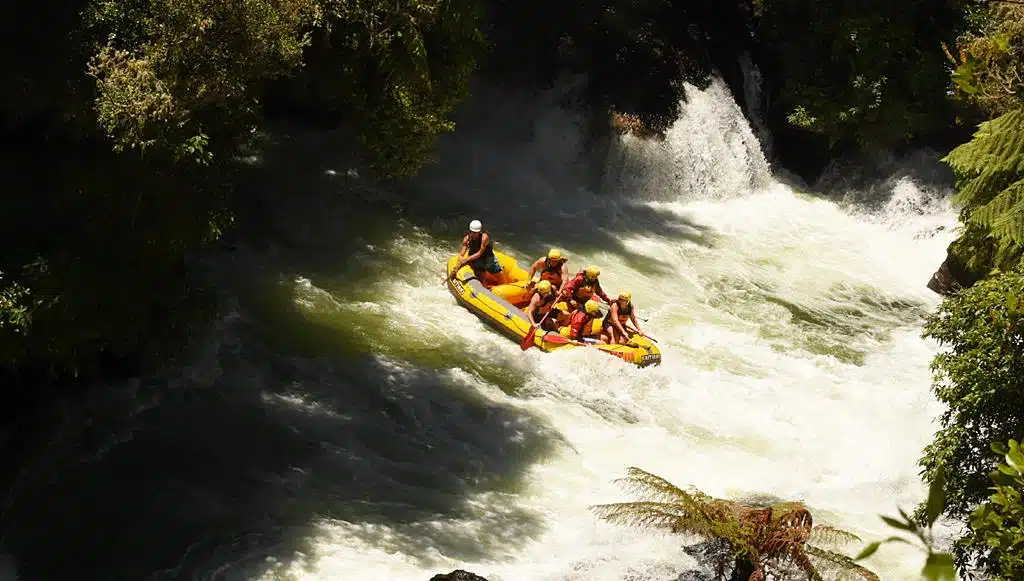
[455,219,503,282]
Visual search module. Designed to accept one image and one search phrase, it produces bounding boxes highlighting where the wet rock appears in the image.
[610,111,665,140]
[927,246,985,296]
[429,570,490,581]
[927,257,959,295]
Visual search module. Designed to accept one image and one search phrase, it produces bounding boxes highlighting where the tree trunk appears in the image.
[729,558,756,581]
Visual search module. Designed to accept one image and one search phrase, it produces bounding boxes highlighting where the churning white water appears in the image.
[251,77,959,581]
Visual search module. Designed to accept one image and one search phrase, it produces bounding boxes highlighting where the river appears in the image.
[0,76,959,581]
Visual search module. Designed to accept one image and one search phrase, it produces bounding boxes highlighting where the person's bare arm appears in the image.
[527,258,543,282]
[629,311,644,336]
[527,294,541,325]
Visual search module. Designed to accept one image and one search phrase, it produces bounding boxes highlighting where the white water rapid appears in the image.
[252,79,959,580]
[0,76,960,581]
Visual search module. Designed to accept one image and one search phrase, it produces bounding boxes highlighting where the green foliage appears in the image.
[917,267,1024,533]
[941,108,1024,273]
[0,0,487,386]
[590,467,878,581]
[754,0,978,149]
[949,4,1024,118]
[955,439,1024,580]
[281,0,485,178]
[85,0,321,158]
[342,0,485,178]
[856,470,957,581]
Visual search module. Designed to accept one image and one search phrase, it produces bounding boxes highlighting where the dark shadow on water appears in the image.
[0,287,560,581]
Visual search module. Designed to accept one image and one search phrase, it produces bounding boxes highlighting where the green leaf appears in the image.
[926,470,947,526]
[856,534,913,561]
[1007,448,1024,473]
[922,552,956,581]
[994,441,1010,455]
[881,515,916,532]
[855,542,882,560]
[991,471,1017,487]
[998,464,1019,476]
[1008,294,1019,315]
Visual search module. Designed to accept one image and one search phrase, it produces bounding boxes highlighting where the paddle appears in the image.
[600,301,656,343]
[540,333,569,345]
[520,291,565,351]
[625,323,657,343]
[445,260,464,282]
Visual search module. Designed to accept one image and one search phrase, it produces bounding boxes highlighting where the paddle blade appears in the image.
[520,326,538,351]
[541,332,570,345]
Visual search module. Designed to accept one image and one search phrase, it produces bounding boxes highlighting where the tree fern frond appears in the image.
[808,525,863,546]
[969,178,1024,229]
[612,467,711,505]
[987,181,1024,245]
[593,469,874,581]
[953,169,1015,209]
[804,544,881,581]
[942,108,1024,180]
[944,108,1024,220]
[590,500,708,533]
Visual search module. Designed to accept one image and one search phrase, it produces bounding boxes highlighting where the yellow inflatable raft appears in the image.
[445,250,662,368]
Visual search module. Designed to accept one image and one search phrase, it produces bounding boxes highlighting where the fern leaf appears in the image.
[969,179,1024,229]
[987,179,1024,245]
[613,467,710,504]
[953,169,1015,209]
[590,500,706,533]
[943,108,1024,210]
[808,525,863,546]
[804,545,881,581]
[942,108,1024,180]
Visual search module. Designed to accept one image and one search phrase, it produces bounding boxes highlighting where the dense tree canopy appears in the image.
[0,0,485,395]
[752,0,982,150]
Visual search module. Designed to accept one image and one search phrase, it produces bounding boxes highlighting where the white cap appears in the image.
[469,219,482,232]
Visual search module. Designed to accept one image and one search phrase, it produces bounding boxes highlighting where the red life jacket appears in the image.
[568,309,595,340]
[568,272,599,303]
[539,259,564,286]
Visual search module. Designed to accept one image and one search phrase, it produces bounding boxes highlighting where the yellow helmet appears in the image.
[547,248,563,261]
[584,300,601,315]
[536,280,553,295]
[584,266,600,280]
[618,291,631,302]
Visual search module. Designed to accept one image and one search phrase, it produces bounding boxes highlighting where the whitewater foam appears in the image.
[258,78,958,581]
